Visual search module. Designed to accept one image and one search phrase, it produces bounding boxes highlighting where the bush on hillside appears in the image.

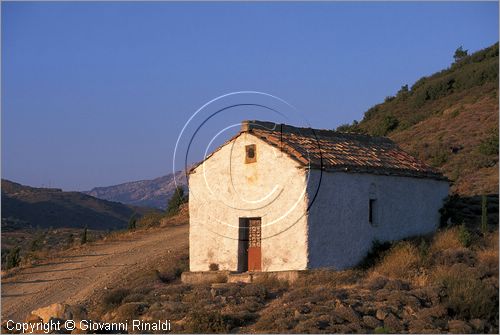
[185,310,233,333]
[478,131,499,156]
[430,226,463,252]
[30,232,45,252]
[358,43,498,134]
[137,211,165,228]
[373,115,399,136]
[373,241,420,281]
[432,264,497,320]
[166,187,187,217]
[458,224,472,247]
[5,246,21,270]
[128,213,137,230]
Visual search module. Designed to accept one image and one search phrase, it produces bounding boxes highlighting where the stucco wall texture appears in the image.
[306,171,449,270]
[189,133,309,272]
[189,133,449,272]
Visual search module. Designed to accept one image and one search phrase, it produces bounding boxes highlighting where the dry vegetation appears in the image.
[2,204,497,334]
[61,216,497,334]
[1,227,107,271]
[338,43,499,196]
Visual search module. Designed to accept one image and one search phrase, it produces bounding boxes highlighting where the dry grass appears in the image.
[431,263,497,320]
[430,227,462,252]
[389,84,499,196]
[372,242,420,281]
[477,245,499,277]
[252,275,289,295]
[80,227,498,334]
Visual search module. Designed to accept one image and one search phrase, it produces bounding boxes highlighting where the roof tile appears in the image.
[243,120,445,180]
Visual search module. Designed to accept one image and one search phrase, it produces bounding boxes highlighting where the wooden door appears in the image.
[248,218,262,271]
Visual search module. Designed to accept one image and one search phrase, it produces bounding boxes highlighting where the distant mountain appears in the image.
[85,170,188,209]
[1,179,153,230]
[337,43,499,196]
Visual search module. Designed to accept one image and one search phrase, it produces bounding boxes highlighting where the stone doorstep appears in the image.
[181,270,302,284]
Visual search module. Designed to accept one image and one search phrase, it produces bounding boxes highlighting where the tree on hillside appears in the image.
[81,226,88,245]
[454,46,468,63]
[128,213,137,230]
[166,187,186,217]
[397,84,409,95]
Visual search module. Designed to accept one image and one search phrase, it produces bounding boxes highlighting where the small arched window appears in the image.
[369,183,378,226]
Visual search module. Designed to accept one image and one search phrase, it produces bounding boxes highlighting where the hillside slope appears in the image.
[1,179,150,230]
[339,43,499,196]
[85,170,187,209]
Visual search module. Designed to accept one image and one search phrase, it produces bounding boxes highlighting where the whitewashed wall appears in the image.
[189,133,310,272]
[306,171,449,270]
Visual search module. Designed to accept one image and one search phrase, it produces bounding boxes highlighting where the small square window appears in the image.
[245,144,257,163]
[369,199,377,226]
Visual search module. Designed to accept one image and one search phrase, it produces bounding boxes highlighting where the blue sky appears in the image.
[2,1,498,191]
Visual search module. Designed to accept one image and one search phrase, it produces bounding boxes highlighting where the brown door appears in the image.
[248,218,262,271]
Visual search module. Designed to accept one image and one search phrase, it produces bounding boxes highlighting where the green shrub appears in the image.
[5,246,21,270]
[128,213,137,230]
[430,147,449,167]
[30,232,45,252]
[336,123,352,132]
[166,187,186,217]
[478,131,499,156]
[458,224,472,247]
[336,120,362,133]
[373,115,399,136]
[453,46,468,63]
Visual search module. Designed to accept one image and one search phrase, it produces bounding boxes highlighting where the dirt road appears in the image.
[1,224,188,322]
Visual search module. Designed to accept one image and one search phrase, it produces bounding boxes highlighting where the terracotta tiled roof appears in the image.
[240,120,446,180]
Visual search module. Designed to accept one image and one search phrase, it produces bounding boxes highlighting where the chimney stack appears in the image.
[241,120,278,132]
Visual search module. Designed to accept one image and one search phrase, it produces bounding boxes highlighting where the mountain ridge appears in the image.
[84,170,187,209]
[1,179,154,230]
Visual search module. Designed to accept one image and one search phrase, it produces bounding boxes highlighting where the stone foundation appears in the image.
[181,270,303,284]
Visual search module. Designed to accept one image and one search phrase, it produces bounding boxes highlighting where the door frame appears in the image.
[238,217,262,272]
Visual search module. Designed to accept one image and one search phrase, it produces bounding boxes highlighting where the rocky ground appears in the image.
[3,224,497,334]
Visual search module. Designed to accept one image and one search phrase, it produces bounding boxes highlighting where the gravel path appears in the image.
[1,224,188,322]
